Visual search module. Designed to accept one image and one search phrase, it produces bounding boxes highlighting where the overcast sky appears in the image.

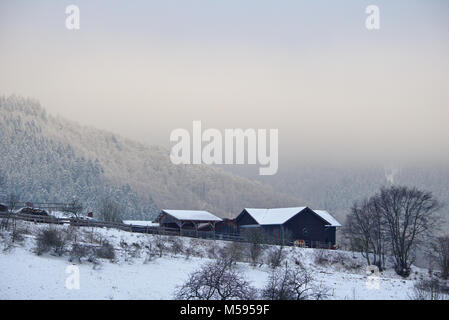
[1,0,449,166]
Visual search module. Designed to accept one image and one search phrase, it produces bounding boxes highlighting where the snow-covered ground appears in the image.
[0,221,426,300]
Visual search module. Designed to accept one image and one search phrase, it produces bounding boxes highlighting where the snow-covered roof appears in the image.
[123,220,159,227]
[242,207,342,227]
[243,207,306,225]
[162,210,222,222]
[313,210,342,227]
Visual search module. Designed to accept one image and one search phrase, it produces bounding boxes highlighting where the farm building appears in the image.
[122,220,160,233]
[0,204,8,213]
[156,209,222,235]
[215,218,239,235]
[234,207,341,247]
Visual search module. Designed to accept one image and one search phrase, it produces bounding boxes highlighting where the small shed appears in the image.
[0,204,8,213]
[156,210,222,234]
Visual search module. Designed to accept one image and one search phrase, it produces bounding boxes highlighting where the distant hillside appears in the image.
[234,165,449,228]
[0,95,297,219]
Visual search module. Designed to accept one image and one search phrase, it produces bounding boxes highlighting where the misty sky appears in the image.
[1,0,449,166]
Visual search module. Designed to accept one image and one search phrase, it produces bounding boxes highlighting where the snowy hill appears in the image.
[0,220,429,300]
[0,95,297,219]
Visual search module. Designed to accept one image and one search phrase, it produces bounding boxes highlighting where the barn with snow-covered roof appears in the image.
[234,207,341,248]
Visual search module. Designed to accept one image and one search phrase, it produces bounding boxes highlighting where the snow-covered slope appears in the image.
[0,221,427,300]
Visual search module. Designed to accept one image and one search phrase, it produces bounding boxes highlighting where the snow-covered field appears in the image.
[0,221,426,300]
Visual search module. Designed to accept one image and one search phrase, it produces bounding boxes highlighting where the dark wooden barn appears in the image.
[234,207,341,248]
[215,218,239,235]
[156,209,222,235]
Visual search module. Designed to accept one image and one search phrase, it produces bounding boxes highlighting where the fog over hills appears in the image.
[223,165,449,228]
[0,95,297,219]
[1,95,448,229]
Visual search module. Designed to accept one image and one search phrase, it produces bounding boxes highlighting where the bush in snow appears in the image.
[314,249,331,266]
[242,228,267,266]
[149,234,168,258]
[411,278,449,300]
[35,227,66,256]
[187,238,204,258]
[431,235,449,280]
[262,262,330,300]
[218,242,246,264]
[120,240,141,261]
[174,258,257,300]
[143,242,159,263]
[69,243,91,263]
[168,237,184,256]
[95,241,115,260]
[266,246,286,269]
[206,242,220,259]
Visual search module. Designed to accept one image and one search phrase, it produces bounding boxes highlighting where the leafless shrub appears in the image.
[119,240,141,261]
[292,250,305,268]
[69,243,91,263]
[144,243,159,263]
[95,241,115,260]
[187,238,204,258]
[431,236,449,280]
[169,237,184,256]
[262,262,330,300]
[411,278,449,300]
[0,219,8,231]
[267,246,286,269]
[314,249,331,266]
[1,232,15,253]
[11,227,25,243]
[80,229,103,245]
[174,258,257,300]
[218,242,246,264]
[35,227,66,256]
[243,228,267,266]
[335,252,363,271]
[130,242,142,258]
[206,242,220,259]
[64,226,79,243]
[87,254,101,269]
[153,234,167,258]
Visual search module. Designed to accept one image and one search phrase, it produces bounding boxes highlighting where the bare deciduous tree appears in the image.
[373,186,440,277]
[0,172,6,199]
[345,198,387,270]
[262,262,330,300]
[267,245,286,269]
[243,228,267,266]
[346,185,441,277]
[174,258,257,300]
[98,198,122,223]
[431,235,449,279]
[411,278,449,300]
[6,193,19,214]
[65,198,83,218]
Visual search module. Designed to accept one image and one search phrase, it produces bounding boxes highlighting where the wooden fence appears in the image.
[0,213,245,242]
